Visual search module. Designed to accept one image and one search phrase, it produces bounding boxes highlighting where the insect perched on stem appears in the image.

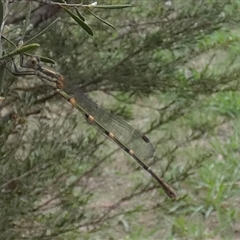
[8,55,177,199]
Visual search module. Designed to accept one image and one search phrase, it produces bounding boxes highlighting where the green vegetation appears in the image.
[1,0,240,239]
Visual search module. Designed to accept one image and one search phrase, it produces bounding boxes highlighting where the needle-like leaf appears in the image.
[88,4,132,9]
[0,43,40,61]
[63,7,93,36]
[87,9,116,29]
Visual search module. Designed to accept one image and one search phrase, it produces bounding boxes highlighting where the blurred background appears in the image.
[1,0,240,239]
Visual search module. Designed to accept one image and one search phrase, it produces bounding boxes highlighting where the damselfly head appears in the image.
[26,56,40,69]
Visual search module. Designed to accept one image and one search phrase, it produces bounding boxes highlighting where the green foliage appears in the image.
[208,92,240,118]
[63,7,94,36]
[1,0,240,239]
[0,43,40,61]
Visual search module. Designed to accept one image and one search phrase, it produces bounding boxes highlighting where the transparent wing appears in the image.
[63,82,154,161]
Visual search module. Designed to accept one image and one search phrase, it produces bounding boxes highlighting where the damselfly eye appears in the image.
[26,57,39,68]
[32,57,38,64]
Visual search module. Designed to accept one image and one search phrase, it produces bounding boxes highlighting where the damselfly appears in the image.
[8,55,177,199]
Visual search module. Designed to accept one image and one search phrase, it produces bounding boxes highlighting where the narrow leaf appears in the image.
[21,1,31,41]
[1,35,17,48]
[63,7,93,36]
[39,56,55,64]
[13,43,40,55]
[24,18,60,45]
[0,43,40,61]
[23,53,56,64]
[87,9,115,29]
[75,7,85,22]
[88,4,132,9]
